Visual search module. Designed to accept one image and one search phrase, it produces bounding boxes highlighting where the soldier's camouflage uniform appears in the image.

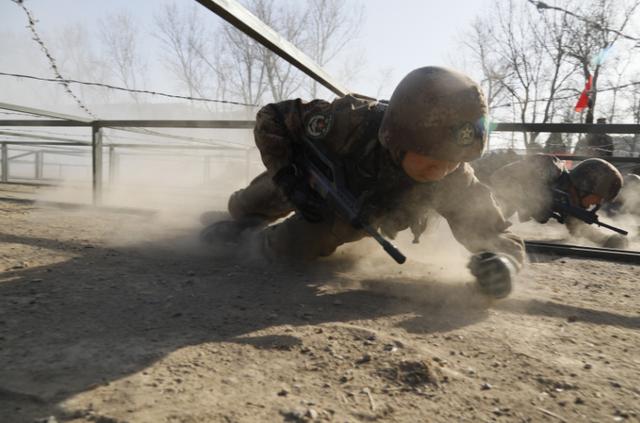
[229,95,525,266]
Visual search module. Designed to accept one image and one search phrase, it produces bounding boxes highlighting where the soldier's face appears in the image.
[581,194,604,209]
[401,151,461,182]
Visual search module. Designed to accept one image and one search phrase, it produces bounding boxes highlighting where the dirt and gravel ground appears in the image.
[1,184,639,423]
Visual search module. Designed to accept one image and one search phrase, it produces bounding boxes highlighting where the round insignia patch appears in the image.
[455,122,476,147]
[305,113,332,139]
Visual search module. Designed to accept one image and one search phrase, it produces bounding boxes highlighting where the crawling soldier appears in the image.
[203,67,525,299]
[487,154,626,248]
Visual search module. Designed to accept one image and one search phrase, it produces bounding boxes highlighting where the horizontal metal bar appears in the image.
[11,159,87,168]
[0,101,92,122]
[0,120,92,127]
[108,127,247,149]
[1,140,250,151]
[553,154,640,163]
[525,240,640,264]
[3,120,639,135]
[0,119,257,128]
[0,180,60,187]
[100,120,257,128]
[8,151,36,160]
[0,141,91,146]
[494,123,640,134]
[0,130,87,143]
[107,143,245,150]
[0,196,157,216]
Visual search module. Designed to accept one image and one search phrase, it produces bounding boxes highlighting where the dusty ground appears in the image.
[1,184,639,423]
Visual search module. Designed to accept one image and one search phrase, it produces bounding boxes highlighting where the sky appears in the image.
[0,0,489,115]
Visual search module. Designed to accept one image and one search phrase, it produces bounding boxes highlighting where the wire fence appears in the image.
[1,119,640,208]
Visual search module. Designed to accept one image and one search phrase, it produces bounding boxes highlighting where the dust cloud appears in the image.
[26,146,262,253]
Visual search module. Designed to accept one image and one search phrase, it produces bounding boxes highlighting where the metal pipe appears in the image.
[525,241,640,264]
[245,148,252,184]
[0,120,257,128]
[203,156,211,184]
[92,126,103,205]
[109,146,117,186]
[35,150,43,180]
[0,101,92,122]
[552,154,640,163]
[0,130,88,143]
[0,141,91,146]
[493,123,640,134]
[1,143,7,182]
[8,151,36,160]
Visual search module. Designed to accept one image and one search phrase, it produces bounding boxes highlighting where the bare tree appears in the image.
[623,82,640,155]
[561,0,640,123]
[154,3,211,100]
[462,0,578,150]
[461,0,640,151]
[54,23,110,104]
[304,0,364,97]
[154,0,363,106]
[99,12,148,102]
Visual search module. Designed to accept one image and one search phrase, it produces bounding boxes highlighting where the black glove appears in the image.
[602,234,628,249]
[273,165,326,223]
[468,252,517,299]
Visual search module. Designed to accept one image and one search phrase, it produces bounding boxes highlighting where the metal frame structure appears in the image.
[1,0,639,224]
[2,117,640,201]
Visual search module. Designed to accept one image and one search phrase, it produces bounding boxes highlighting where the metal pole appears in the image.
[92,125,103,205]
[1,143,8,183]
[203,155,210,184]
[245,149,251,185]
[108,145,117,186]
[35,151,44,180]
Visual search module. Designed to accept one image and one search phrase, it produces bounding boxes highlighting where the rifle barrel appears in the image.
[363,223,407,264]
[597,221,628,236]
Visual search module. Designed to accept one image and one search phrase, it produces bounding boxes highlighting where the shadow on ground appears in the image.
[0,226,486,422]
[3,222,636,422]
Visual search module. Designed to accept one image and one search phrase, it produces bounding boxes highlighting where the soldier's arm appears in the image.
[488,159,528,212]
[253,99,331,176]
[436,164,525,268]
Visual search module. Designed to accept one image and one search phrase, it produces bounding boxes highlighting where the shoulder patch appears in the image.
[305,113,333,139]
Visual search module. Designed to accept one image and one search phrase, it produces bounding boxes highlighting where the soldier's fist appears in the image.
[468,252,517,299]
[602,234,628,249]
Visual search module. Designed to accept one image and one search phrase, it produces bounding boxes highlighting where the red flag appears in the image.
[575,75,592,112]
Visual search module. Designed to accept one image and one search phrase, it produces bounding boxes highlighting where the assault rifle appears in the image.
[551,188,628,235]
[292,135,407,264]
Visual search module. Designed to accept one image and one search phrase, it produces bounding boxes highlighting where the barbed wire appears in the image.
[526,0,640,45]
[0,71,259,107]
[10,0,97,118]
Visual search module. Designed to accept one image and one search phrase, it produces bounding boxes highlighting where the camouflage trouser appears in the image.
[228,171,366,260]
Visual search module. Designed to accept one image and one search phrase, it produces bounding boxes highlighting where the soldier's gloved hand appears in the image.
[273,165,325,222]
[602,234,629,249]
[468,252,518,299]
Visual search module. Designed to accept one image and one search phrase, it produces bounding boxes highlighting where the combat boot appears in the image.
[200,215,266,244]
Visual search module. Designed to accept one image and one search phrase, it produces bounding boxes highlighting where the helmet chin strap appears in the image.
[556,171,578,206]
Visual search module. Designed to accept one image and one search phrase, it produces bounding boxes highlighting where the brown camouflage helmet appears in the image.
[378,66,488,162]
[569,158,623,201]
